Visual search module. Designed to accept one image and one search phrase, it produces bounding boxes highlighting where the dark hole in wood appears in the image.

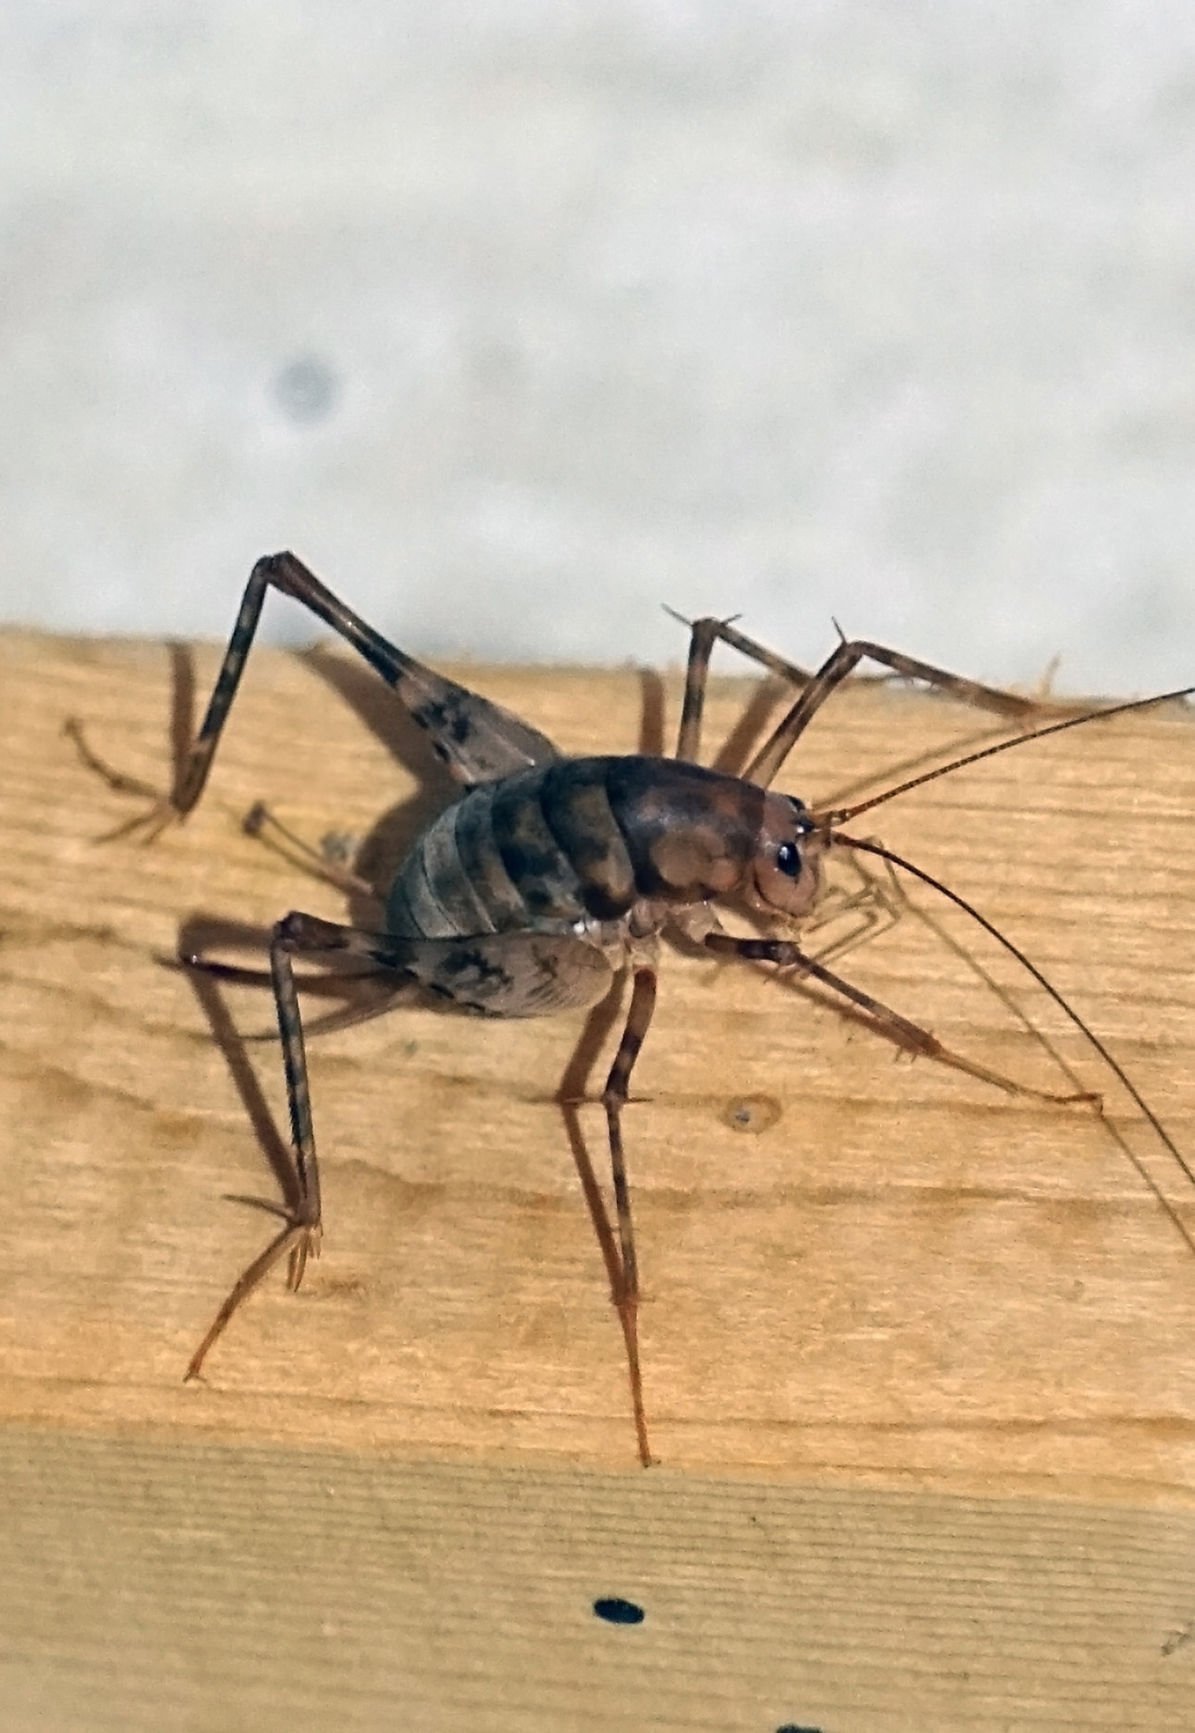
[592,1596,645,1626]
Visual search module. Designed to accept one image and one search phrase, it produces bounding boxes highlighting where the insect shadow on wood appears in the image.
[67,552,1195,1466]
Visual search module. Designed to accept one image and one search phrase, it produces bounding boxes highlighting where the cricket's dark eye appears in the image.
[776,841,802,879]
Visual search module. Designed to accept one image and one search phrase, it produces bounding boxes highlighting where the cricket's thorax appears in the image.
[385,756,770,941]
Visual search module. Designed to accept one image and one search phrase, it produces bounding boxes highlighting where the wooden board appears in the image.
[3,622,1195,1728]
[4,1426,1194,1733]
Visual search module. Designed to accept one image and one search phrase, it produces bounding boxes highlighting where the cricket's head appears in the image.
[747,793,826,921]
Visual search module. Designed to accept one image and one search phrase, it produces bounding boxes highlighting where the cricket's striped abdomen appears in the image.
[385,756,769,941]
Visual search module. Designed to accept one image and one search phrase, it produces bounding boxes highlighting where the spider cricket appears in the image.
[69,552,1195,1466]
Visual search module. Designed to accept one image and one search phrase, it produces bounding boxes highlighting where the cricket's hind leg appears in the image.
[182,915,634,1401]
[183,914,330,1380]
[67,551,563,843]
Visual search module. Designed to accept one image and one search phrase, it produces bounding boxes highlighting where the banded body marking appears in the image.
[386,756,809,941]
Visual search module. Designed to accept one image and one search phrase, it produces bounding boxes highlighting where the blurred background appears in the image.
[4,2,1194,691]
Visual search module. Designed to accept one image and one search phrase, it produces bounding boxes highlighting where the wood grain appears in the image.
[3,624,1195,1729]
[4,1426,1194,1733]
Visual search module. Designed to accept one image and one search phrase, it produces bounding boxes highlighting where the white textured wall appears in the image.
[5,3,1194,692]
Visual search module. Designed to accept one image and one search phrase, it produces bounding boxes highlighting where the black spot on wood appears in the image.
[592,1595,644,1626]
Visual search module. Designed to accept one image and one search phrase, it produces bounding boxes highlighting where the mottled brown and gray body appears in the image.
[386,756,769,943]
[381,754,812,1023]
[86,550,1165,1471]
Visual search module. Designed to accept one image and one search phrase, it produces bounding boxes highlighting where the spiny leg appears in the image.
[745,637,1046,789]
[672,613,819,764]
[704,932,1099,1107]
[184,909,446,1377]
[185,914,325,1379]
[667,614,1049,788]
[72,551,562,839]
[674,617,728,763]
[170,552,561,805]
[601,964,659,1468]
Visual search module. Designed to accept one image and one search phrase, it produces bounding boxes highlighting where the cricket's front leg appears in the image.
[704,931,1100,1107]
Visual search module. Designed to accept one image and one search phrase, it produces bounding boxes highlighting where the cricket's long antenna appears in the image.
[832,686,1195,824]
[833,832,1195,1247]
